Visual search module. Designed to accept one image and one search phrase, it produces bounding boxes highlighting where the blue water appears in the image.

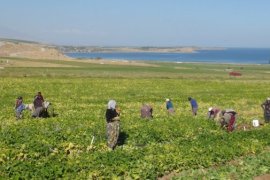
[66,48,270,64]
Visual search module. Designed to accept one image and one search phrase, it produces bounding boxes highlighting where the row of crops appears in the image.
[0,77,269,179]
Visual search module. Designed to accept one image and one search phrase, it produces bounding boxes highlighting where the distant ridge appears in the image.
[0,38,40,44]
[0,37,226,55]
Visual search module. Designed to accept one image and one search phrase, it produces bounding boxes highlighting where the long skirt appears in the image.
[32,107,44,117]
[192,108,198,116]
[106,121,120,149]
[264,113,270,123]
[167,108,175,115]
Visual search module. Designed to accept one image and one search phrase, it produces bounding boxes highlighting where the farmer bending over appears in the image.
[32,92,45,118]
[208,107,221,121]
[141,103,153,119]
[166,98,175,115]
[220,109,237,132]
[14,96,26,120]
[188,97,198,116]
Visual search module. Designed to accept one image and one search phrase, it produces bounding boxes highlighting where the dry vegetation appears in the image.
[0,41,69,60]
[0,40,161,68]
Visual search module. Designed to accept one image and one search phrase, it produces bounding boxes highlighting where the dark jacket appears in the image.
[33,95,44,108]
[105,109,119,123]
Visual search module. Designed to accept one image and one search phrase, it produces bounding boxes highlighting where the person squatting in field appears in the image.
[188,97,198,116]
[207,107,222,122]
[141,103,153,119]
[220,109,237,132]
[32,92,45,118]
[105,100,120,150]
[14,96,26,120]
[166,98,175,115]
[261,97,270,123]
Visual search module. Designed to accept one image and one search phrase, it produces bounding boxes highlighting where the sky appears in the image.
[0,0,270,47]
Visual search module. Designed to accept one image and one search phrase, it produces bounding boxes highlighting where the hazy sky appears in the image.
[0,0,270,47]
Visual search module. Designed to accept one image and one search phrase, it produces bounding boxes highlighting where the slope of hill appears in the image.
[0,38,69,60]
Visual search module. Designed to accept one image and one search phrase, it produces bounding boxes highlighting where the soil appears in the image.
[253,174,270,180]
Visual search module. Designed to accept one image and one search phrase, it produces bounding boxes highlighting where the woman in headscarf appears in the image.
[261,97,270,123]
[220,109,237,132]
[166,98,175,115]
[15,96,25,120]
[188,97,198,116]
[105,100,120,150]
[141,103,153,119]
[32,92,45,118]
[207,107,221,120]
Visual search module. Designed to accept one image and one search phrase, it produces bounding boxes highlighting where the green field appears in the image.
[0,57,270,179]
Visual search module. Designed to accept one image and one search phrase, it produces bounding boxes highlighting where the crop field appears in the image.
[0,57,270,179]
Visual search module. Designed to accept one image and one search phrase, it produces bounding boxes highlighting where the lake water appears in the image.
[66,48,270,64]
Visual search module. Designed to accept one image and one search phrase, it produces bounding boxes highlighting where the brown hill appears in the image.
[0,40,69,60]
[0,39,160,68]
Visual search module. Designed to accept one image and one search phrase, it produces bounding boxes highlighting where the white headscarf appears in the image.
[107,100,116,109]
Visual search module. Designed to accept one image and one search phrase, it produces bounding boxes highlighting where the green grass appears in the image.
[1,57,270,79]
[173,148,270,180]
[0,57,270,179]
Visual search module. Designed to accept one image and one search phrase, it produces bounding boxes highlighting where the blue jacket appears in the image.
[166,101,173,110]
[16,104,25,113]
[190,99,198,108]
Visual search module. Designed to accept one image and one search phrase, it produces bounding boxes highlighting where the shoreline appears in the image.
[59,46,228,54]
[65,48,270,65]
[65,56,269,66]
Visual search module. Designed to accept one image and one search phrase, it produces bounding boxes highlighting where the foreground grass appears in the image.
[173,148,270,180]
[0,57,270,179]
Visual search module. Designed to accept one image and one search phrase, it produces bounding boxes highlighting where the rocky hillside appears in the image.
[0,39,69,60]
